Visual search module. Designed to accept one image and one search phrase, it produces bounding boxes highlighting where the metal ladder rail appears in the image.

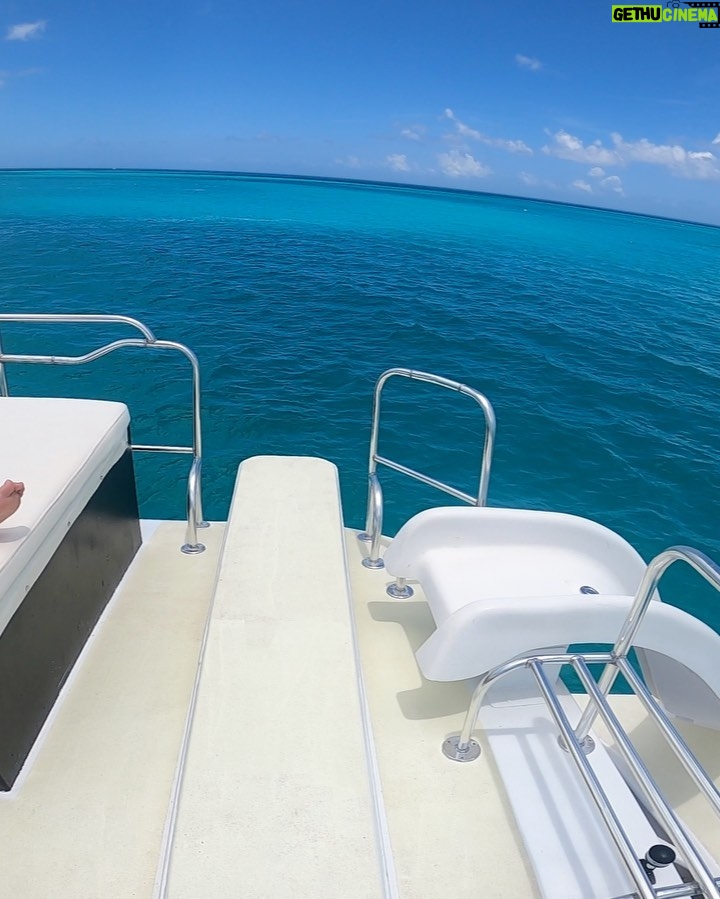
[358,368,496,575]
[536,654,720,899]
[0,313,208,553]
[444,649,720,898]
[443,545,720,898]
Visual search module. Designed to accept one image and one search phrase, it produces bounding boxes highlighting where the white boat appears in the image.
[0,313,718,899]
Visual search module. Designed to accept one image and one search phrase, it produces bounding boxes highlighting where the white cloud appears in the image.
[400,126,424,142]
[336,155,364,169]
[386,154,410,172]
[6,20,46,41]
[588,167,623,194]
[443,108,482,141]
[713,133,720,145]
[543,130,620,165]
[572,180,593,193]
[611,133,684,165]
[438,150,490,178]
[600,174,624,195]
[494,137,533,155]
[516,54,542,71]
[444,108,532,155]
[611,133,720,180]
[545,128,720,181]
[0,65,42,87]
[519,171,557,189]
[519,171,537,185]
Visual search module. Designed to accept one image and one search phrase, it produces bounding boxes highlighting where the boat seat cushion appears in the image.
[0,397,130,634]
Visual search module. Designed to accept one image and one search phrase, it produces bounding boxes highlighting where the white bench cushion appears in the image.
[0,397,130,633]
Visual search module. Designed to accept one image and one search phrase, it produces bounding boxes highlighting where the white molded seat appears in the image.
[0,397,130,633]
[385,506,649,623]
[384,507,720,728]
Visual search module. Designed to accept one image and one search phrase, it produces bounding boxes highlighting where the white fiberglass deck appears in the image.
[347,529,720,898]
[347,531,538,898]
[164,456,720,898]
[0,454,717,897]
[164,455,535,897]
[165,457,382,898]
[0,521,224,899]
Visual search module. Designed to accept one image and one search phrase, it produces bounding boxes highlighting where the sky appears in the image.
[1,0,720,224]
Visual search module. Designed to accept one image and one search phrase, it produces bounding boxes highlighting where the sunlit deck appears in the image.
[0,455,718,898]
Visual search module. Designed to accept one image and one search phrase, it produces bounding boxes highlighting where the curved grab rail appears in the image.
[0,312,157,341]
[574,545,720,742]
[362,472,384,569]
[444,545,720,899]
[360,368,496,568]
[182,457,204,554]
[451,545,720,753]
[0,334,7,398]
[446,646,720,899]
[0,313,206,553]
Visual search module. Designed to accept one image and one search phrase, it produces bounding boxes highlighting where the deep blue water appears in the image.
[1,169,719,630]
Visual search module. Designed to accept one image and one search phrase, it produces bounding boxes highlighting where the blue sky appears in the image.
[2,0,720,223]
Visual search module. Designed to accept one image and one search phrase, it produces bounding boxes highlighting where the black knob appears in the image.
[640,845,676,885]
[646,844,676,869]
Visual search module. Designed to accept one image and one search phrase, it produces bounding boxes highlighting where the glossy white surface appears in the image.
[0,397,130,633]
[384,508,720,721]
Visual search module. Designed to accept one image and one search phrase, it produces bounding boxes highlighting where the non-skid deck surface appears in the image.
[0,520,224,899]
[594,697,720,855]
[347,529,720,898]
[345,530,539,899]
[166,457,381,899]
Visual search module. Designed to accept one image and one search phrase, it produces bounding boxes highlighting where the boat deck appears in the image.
[345,529,537,898]
[0,520,224,898]
[0,455,718,897]
[165,456,382,898]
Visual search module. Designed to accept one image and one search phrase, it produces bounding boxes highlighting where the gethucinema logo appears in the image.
[612,2,720,25]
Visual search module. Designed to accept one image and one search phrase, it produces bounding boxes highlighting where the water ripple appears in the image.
[1,171,719,627]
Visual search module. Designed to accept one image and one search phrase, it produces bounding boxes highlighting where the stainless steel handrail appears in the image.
[359,368,496,568]
[0,313,208,553]
[570,656,720,899]
[0,330,8,397]
[574,546,720,743]
[615,878,720,899]
[443,545,720,898]
[362,472,384,569]
[532,658,659,899]
[446,649,720,898]
[616,658,720,813]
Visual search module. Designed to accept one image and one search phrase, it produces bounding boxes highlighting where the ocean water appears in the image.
[1,169,719,630]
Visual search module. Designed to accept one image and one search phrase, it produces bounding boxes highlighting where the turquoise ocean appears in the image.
[1,169,719,630]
